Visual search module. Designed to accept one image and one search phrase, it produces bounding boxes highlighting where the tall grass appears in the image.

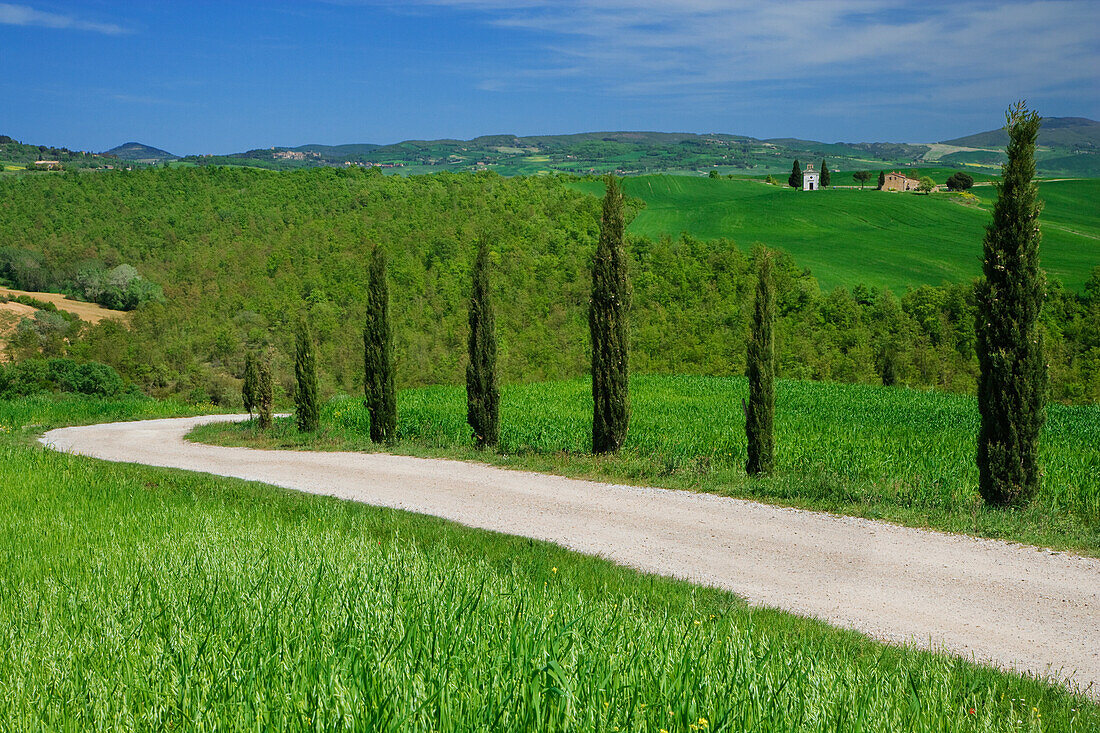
[3,396,1097,728]
[194,375,1100,554]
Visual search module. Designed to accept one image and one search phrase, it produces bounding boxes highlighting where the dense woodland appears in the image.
[0,166,1097,405]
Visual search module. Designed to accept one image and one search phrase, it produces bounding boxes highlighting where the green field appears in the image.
[572,176,1100,291]
[192,375,1100,555]
[3,395,1098,729]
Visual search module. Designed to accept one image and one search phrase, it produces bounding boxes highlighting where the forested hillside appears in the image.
[1,167,1097,404]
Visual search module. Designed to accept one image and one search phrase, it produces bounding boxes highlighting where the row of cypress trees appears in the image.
[250,102,1046,507]
[270,176,636,456]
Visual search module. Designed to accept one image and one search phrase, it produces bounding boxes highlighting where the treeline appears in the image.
[0,165,1097,405]
[0,248,163,311]
[0,357,129,399]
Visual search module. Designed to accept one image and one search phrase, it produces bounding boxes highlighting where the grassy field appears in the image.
[192,375,1100,556]
[571,176,1099,291]
[2,395,1098,729]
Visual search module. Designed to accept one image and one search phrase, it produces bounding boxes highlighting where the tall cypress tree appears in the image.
[256,355,273,430]
[975,102,1047,507]
[242,352,258,419]
[788,160,802,188]
[364,245,397,444]
[877,170,886,190]
[820,159,830,188]
[295,317,320,432]
[745,248,776,475]
[466,237,500,448]
[590,175,630,454]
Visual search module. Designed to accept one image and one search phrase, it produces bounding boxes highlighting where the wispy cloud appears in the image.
[0,3,127,35]
[369,0,1099,116]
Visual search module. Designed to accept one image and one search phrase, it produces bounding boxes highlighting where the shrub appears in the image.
[946,172,974,191]
[0,358,125,398]
[65,362,125,396]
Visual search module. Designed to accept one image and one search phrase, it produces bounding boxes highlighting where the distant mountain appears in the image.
[103,142,178,163]
[170,117,1100,177]
[942,117,1100,149]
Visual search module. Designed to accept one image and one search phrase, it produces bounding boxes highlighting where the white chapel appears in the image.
[802,162,819,191]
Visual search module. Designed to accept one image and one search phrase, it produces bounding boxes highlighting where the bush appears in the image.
[1,294,58,312]
[65,362,126,396]
[0,358,126,398]
[76,264,164,311]
[0,248,50,292]
[945,172,974,191]
[0,360,53,398]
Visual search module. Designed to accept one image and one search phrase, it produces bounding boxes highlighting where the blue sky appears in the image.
[2,1,1097,154]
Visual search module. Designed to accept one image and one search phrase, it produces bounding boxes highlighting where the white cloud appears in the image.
[0,3,127,34]
[377,0,1100,111]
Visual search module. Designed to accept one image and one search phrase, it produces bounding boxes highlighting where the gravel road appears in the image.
[42,415,1099,699]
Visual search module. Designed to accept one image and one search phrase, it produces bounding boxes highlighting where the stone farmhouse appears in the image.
[802,162,820,191]
[882,171,921,192]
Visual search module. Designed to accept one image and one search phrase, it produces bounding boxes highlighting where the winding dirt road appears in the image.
[42,415,1099,699]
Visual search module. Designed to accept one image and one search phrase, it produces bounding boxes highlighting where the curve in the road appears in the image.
[42,415,1099,699]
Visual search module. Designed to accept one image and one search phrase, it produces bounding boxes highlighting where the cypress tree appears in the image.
[590,175,630,454]
[788,160,802,188]
[242,352,258,419]
[466,237,500,448]
[294,317,320,433]
[256,355,273,430]
[745,248,776,475]
[820,159,830,188]
[975,102,1047,507]
[877,170,886,190]
[364,245,397,444]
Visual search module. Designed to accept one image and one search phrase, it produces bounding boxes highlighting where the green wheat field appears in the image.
[1,394,1097,729]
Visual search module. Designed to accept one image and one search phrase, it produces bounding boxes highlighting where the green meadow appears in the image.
[1,394,1097,729]
[571,176,1100,291]
[192,375,1100,556]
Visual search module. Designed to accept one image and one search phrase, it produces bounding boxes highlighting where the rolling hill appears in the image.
[571,175,1100,292]
[178,131,936,176]
[176,122,1100,177]
[103,142,178,163]
[943,116,1100,149]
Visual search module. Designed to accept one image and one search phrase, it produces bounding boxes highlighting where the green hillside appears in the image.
[0,135,126,173]
[168,119,1100,176]
[103,142,178,163]
[1,167,1097,405]
[572,175,1100,291]
[943,116,1100,149]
